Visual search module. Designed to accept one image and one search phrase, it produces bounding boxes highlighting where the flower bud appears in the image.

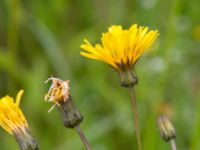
[157,115,176,142]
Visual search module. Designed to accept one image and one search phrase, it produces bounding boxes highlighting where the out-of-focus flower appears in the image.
[0,90,39,150]
[80,24,159,87]
[45,77,83,128]
[157,115,176,142]
[156,101,174,117]
[193,25,200,41]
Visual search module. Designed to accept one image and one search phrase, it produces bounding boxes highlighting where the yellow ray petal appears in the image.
[16,90,24,106]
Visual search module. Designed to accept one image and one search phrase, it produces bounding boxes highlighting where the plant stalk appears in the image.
[8,0,20,58]
[170,139,177,150]
[75,125,92,150]
[129,88,142,150]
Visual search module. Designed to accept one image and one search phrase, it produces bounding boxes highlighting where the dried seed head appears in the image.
[45,77,70,112]
[157,115,176,142]
[45,77,83,128]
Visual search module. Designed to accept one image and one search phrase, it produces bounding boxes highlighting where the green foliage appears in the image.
[0,0,200,149]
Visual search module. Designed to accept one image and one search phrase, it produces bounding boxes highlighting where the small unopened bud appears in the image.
[157,115,176,142]
[14,128,39,150]
[119,70,138,88]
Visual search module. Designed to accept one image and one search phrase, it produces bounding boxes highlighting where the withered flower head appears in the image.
[80,24,159,87]
[0,90,39,150]
[157,115,176,142]
[45,77,83,128]
[45,77,70,112]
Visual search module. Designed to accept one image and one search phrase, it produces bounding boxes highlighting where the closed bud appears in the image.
[157,115,176,142]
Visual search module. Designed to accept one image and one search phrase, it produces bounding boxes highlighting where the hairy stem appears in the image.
[75,125,92,150]
[129,88,142,150]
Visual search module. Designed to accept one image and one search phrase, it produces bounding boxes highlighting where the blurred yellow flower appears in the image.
[80,24,159,71]
[45,77,70,112]
[156,101,174,118]
[193,25,200,41]
[0,90,28,135]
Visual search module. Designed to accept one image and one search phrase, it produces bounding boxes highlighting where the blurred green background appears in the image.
[0,0,200,149]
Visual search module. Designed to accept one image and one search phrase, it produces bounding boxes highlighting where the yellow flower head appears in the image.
[81,24,159,70]
[80,24,159,87]
[45,77,70,112]
[0,90,28,135]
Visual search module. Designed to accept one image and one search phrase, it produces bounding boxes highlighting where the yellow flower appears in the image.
[45,77,70,112]
[193,25,200,41]
[80,24,159,87]
[0,90,28,135]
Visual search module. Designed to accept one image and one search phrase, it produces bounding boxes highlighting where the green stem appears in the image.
[7,0,20,57]
[129,88,142,150]
[6,0,21,92]
[75,125,92,150]
[170,139,177,150]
